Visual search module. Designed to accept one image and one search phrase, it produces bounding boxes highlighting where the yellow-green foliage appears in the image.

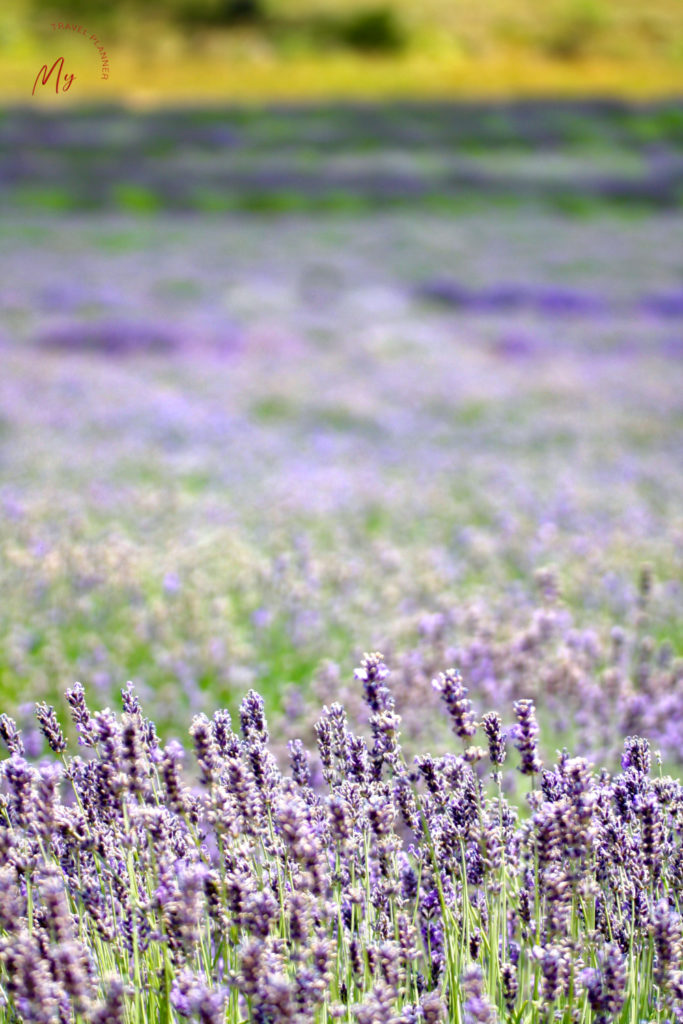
[3,0,683,105]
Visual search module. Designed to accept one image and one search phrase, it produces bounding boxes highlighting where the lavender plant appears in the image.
[1,655,682,1023]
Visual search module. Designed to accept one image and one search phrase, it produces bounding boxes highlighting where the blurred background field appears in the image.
[2,0,683,101]
[1,0,683,776]
[1,98,683,775]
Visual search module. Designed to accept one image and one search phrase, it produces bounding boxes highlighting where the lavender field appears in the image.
[0,103,682,1022]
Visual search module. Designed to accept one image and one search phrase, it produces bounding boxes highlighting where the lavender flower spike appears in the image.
[513,699,543,775]
[482,711,507,766]
[35,702,67,754]
[0,713,24,755]
[355,652,392,713]
[432,669,477,740]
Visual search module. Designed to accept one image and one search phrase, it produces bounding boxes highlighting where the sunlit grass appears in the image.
[3,20,683,104]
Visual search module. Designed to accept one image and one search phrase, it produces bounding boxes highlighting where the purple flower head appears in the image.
[190,714,220,787]
[420,888,441,921]
[639,792,663,879]
[325,702,349,761]
[394,775,421,834]
[242,887,278,939]
[347,732,370,785]
[94,708,122,763]
[211,709,237,757]
[355,652,392,714]
[432,669,477,741]
[501,962,518,1012]
[34,702,67,754]
[369,708,403,777]
[581,966,602,1006]
[400,856,418,900]
[121,712,150,797]
[121,681,141,716]
[314,713,335,783]
[171,970,227,1023]
[161,739,191,818]
[367,793,395,839]
[580,944,626,1018]
[481,711,507,765]
[0,714,24,756]
[34,761,62,836]
[652,899,682,988]
[420,990,446,1023]
[64,682,97,747]
[91,978,126,1024]
[462,965,496,1024]
[239,690,269,746]
[621,736,651,775]
[288,738,312,789]
[513,699,542,775]
[4,755,34,826]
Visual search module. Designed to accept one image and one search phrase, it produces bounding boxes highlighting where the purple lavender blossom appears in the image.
[513,699,543,775]
[0,714,24,756]
[462,965,496,1024]
[581,944,627,1022]
[432,669,477,741]
[0,661,681,1023]
[239,690,269,746]
[481,711,507,766]
[64,683,97,747]
[355,652,392,714]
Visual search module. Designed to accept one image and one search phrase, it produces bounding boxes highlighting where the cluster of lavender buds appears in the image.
[1,656,682,1023]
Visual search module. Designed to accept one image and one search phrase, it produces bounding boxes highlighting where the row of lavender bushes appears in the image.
[1,653,682,1022]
